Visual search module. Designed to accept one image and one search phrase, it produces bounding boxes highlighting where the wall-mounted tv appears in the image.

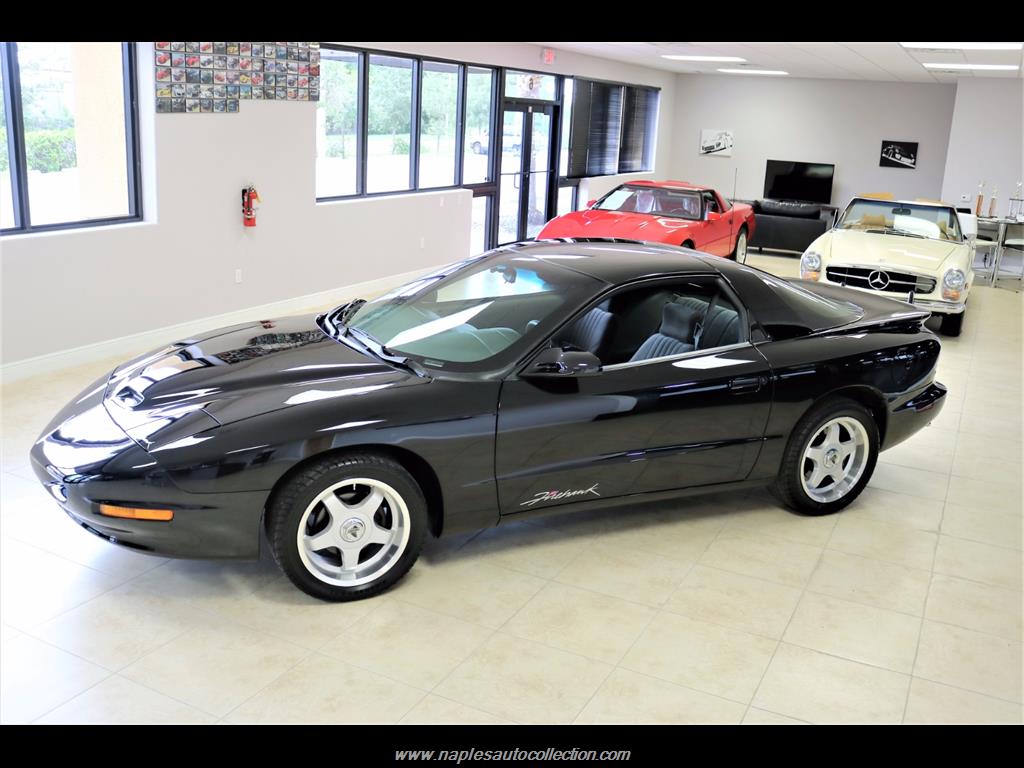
[763,160,835,205]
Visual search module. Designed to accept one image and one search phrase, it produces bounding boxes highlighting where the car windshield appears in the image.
[594,185,701,220]
[837,199,962,242]
[338,253,602,371]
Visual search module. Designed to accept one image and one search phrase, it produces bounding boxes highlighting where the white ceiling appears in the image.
[539,42,1024,83]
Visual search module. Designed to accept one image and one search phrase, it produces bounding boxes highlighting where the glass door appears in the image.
[496,102,556,245]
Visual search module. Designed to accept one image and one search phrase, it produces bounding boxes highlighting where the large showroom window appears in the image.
[0,41,140,234]
[314,47,659,252]
[418,60,459,189]
[366,54,415,194]
[316,48,360,199]
[462,66,494,185]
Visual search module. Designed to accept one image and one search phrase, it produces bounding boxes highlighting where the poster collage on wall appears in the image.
[154,42,320,114]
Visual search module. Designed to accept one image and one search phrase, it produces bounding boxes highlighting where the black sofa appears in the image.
[744,199,832,253]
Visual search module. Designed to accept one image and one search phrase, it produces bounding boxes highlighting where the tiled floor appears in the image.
[1,253,1021,724]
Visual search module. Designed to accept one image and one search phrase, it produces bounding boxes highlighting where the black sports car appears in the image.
[31,240,947,601]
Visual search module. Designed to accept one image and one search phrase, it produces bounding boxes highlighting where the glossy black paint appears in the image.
[30,240,946,560]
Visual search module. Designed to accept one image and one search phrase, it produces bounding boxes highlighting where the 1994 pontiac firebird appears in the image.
[32,240,947,601]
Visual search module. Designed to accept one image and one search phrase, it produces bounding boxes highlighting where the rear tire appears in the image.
[731,227,748,262]
[772,397,878,516]
[940,312,964,337]
[266,453,427,601]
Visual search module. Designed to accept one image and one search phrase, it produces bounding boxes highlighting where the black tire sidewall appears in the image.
[780,399,879,516]
[268,455,428,601]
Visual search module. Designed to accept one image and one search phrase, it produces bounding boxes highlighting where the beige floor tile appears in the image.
[503,582,655,664]
[941,503,1022,550]
[31,592,201,671]
[904,678,1023,725]
[575,668,745,724]
[879,439,954,476]
[322,600,491,689]
[587,504,729,564]
[121,620,309,717]
[741,707,808,725]
[435,633,611,724]
[958,413,1023,443]
[752,643,910,724]
[226,652,424,724]
[946,475,1022,516]
[722,503,838,546]
[843,487,943,532]
[621,612,776,703]
[828,516,936,570]
[36,675,216,724]
[0,634,109,724]
[950,447,1023,485]
[392,559,545,629]
[398,694,515,725]
[925,574,1022,642]
[806,550,930,615]
[933,535,1022,591]
[555,542,691,606]
[868,462,949,502]
[915,620,1023,703]
[665,564,801,639]
[783,592,920,673]
[454,520,594,579]
[953,432,1022,465]
[0,538,122,630]
[699,529,822,588]
[205,575,380,650]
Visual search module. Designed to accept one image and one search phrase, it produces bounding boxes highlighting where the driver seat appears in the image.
[558,305,616,356]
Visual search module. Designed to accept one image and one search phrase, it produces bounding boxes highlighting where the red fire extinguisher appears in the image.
[242,185,260,227]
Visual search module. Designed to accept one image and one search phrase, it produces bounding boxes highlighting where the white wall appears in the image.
[670,74,957,208]
[940,79,1024,213]
[1,42,676,366]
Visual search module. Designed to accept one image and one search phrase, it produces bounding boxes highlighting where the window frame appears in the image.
[0,41,142,236]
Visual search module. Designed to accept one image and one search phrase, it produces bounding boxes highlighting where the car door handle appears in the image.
[729,376,764,394]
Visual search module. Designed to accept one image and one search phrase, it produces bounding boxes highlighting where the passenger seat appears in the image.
[629,303,701,362]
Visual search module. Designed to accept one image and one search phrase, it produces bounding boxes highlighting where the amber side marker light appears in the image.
[98,504,174,521]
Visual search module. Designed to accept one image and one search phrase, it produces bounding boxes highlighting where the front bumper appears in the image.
[30,382,265,560]
[817,277,966,315]
[883,381,948,450]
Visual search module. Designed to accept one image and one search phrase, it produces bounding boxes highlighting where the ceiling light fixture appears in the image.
[922,63,1020,71]
[901,42,1023,51]
[661,55,747,62]
[717,68,789,76]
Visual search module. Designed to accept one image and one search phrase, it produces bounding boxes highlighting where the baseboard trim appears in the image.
[1,264,441,384]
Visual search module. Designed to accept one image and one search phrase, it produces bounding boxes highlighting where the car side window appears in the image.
[551,278,748,367]
[702,191,719,216]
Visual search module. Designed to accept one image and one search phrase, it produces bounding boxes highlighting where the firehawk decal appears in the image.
[520,484,601,507]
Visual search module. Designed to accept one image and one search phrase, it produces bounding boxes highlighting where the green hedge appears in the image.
[0,127,6,172]
[26,129,77,173]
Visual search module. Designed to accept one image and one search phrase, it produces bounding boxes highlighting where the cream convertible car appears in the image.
[799,197,975,336]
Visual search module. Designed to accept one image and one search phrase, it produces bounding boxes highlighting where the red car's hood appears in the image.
[537,210,701,244]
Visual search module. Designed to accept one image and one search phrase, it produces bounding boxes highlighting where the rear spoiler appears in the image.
[796,280,931,330]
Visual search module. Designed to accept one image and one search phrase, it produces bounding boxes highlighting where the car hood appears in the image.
[538,209,700,243]
[102,314,421,448]
[824,229,963,273]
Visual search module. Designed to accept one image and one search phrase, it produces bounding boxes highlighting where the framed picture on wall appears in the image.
[880,140,918,169]
[699,128,734,157]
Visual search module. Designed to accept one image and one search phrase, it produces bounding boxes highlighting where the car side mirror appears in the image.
[523,347,602,378]
[586,199,597,209]
[706,210,722,221]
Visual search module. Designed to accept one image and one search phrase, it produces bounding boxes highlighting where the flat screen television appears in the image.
[763,160,835,204]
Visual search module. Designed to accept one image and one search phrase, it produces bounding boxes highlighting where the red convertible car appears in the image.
[537,181,755,260]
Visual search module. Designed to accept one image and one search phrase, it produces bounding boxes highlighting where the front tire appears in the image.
[772,397,878,516]
[266,453,427,601]
[940,312,964,337]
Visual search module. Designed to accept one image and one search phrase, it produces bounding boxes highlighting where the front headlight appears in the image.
[800,251,822,280]
[942,268,966,300]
